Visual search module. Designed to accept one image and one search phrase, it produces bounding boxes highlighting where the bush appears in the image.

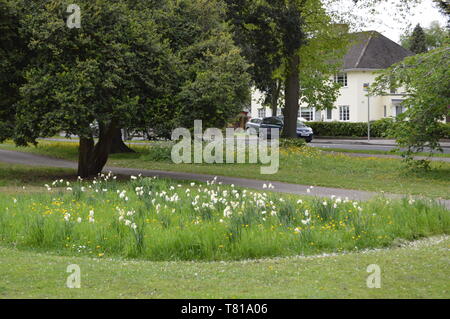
[308,118,395,138]
[439,123,450,139]
[140,143,173,162]
[308,119,449,139]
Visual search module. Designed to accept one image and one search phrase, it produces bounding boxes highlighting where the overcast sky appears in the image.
[328,0,447,44]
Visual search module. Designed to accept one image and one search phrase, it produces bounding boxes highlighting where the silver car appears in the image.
[245,117,262,135]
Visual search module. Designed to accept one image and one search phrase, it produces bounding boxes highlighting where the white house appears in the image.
[249,31,413,122]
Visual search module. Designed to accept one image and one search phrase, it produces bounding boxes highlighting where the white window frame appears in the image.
[334,73,348,87]
[257,108,266,118]
[299,107,314,121]
[339,105,350,121]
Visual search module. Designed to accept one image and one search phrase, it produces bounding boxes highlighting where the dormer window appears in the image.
[334,73,348,87]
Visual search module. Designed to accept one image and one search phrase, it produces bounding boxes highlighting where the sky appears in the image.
[328,0,448,44]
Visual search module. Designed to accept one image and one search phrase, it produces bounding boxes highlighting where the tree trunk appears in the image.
[110,128,135,154]
[282,54,300,138]
[78,137,95,178]
[270,79,282,117]
[77,122,117,177]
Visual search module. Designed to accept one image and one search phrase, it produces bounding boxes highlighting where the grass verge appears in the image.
[316,147,450,158]
[0,236,448,298]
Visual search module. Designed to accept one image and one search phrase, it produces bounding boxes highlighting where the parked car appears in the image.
[259,116,313,142]
[245,117,262,135]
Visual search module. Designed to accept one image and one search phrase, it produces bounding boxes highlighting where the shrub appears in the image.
[140,143,173,162]
[308,119,449,139]
[308,119,395,138]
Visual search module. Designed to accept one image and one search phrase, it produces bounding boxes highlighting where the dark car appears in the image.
[245,117,262,135]
[259,116,313,142]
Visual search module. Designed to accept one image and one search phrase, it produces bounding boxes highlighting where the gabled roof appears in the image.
[343,31,413,70]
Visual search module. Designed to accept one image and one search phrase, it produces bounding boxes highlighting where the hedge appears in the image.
[307,118,450,139]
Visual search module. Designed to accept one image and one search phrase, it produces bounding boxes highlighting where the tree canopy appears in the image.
[372,44,450,165]
[225,0,351,137]
[3,0,251,176]
[401,21,449,52]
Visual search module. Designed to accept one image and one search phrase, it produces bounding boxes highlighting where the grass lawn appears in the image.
[0,236,448,298]
[2,141,448,198]
[316,147,450,158]
[0,162,76,188]
[0,162,448,298]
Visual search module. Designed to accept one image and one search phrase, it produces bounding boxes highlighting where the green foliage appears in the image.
[2,0,251,175]
[307,118,396,138]
[225,0,350,137]
[175,30,251,129]
[153,0,251,131]
[372,45,450,164]
[13,0,175,145]
[407,24,428,54]
[279,138,306,148]
[401,21,449,52]
[0,0,28,142]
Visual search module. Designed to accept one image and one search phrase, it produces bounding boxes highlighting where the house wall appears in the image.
[250,70,407,122]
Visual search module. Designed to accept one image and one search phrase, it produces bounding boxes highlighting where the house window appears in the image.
[395,105,404,116]
[334,73,348,87]
[384,105,387,117]
[326,108,332,120]
[299,108,314,121]
[339,106,350,121]
[257,108,266,118]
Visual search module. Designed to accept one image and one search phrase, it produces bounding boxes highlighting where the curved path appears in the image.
[0,148,449,208]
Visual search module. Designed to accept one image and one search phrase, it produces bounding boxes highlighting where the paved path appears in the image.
[0,149,449,208]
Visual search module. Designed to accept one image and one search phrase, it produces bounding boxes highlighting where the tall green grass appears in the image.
[0,175,448,261]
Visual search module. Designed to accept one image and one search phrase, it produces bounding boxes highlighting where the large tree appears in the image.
[14,0,176,177]
[153,0,251,130]
[372,44,450,163]
[0,0,29,142]
[6,0,250,176]
[408,24,429,54]
[401,21,449,52]
[225,0,351,137]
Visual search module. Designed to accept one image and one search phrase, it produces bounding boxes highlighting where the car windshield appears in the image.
[262,117,283,125]
[297,121,307,128]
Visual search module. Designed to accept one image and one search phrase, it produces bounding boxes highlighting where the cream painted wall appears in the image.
[250,70,407,122]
